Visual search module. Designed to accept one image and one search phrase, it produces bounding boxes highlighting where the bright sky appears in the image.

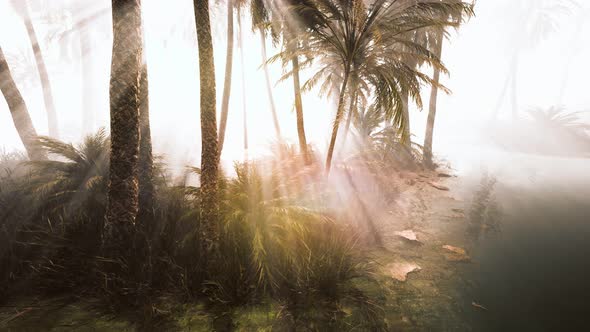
[1,0,589,174]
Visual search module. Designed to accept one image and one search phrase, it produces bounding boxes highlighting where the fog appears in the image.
[2,0,588,176]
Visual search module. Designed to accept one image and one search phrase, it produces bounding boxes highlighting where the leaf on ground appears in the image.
[472,301,488,311]
[428,182,450,191]
[442,245,470,262]
[386,262,421,282]
[395,229,420,242]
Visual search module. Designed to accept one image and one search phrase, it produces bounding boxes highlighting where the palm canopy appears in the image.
[271,0,472,171]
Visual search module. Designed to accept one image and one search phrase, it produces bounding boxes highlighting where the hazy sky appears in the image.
[1,0,589,173]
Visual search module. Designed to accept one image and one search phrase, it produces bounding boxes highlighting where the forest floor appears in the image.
[0,168,486,331]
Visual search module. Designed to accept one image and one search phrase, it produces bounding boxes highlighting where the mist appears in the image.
[1,0,589,330]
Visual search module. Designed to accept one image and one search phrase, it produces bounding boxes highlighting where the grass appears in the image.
[0,131,390,331]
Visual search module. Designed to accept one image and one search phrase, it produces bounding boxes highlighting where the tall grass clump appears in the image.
[1,131,378,329]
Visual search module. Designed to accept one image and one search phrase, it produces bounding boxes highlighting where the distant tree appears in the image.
[0,47,46,161]
[11,0,59,138]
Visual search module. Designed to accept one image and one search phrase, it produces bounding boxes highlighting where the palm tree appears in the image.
[138,62,154,225]
[105,0,144,245]
[291,0,472,174]
[251,0,282,139]
[193,0,220,261]
[218,0,235,157]
[423,29,443,169]
[0,47,46,161]
[265,0,323,163]
[238,12,249,161]
[491,0,577,120]
[12,0,59,138]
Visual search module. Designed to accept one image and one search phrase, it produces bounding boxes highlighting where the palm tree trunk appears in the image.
[341,79,357,149]
[0,47,46,161]
[193,0,220,262]
[288,37,310,164]
[401,88,411,145]
[423,33,443,169]
[239,17,248,161]
[138,63,154,225]
[325,66,351,175]
[259,29,281,139]
[105,0,143,243]
[510,52,519,120]
[217,0,234,157]
[22,3,59,138]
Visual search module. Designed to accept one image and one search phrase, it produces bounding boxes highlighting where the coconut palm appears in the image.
[0,47,46,161]
[138,62,154,225]
[288,0,472,174]
[193,0,221,262]
[218,0,235,157]
[491,0,578,120]
[105,0,144,246]
[11,0,59,138]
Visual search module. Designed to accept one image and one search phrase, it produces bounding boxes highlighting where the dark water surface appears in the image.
[460,156,590,331]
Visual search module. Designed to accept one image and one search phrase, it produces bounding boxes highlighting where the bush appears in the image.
[1,132,376,329]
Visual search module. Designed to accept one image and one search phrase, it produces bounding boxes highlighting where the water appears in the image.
[459,153,590,331]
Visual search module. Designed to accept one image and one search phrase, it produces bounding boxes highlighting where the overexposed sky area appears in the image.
[1,0,589,173]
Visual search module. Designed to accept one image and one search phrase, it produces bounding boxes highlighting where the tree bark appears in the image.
[325,66,350,175]
[239,17,248,161]
[400,88,411,145]
[340,78,357,149]
[21,2,59,138]
[259,29,281,139]
[423,32,443,169]
[193,0,220,262]
[292,55,310,164]
[138,63,154,226]
[0,47,46,161]
[217,0,234,157]
[105,0,143,243]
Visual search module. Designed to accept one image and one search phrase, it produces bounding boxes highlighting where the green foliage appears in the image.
[1,131,376,329]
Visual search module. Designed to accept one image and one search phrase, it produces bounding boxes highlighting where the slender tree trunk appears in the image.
[138,63,154,225]
[217,0,234,157]
[341,79,357,149]
[193,0,220,263]
[288,37,310,164]
[401,88,411,145]
[325,66,351,175]
[21,3,59,138]
[105,0,143,244]
[259,29,281,139]
[0,47,46,161]
[510,52,519,120]
[490,73,510,121]
[423,33,443,169]
[239,17,248,161]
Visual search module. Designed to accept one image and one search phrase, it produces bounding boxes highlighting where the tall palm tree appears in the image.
[265,0,322,163]
[193,0,220,260]
[105,0,143,245]
[138,62,154,225]
[292,0,472,174]
[423,30,444,169]
[218,0,235,157]
[491,0,576,120]
[251,0,282,139]
[0,47,46,161]
[12,0,59,138]
[238,12,249,161]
